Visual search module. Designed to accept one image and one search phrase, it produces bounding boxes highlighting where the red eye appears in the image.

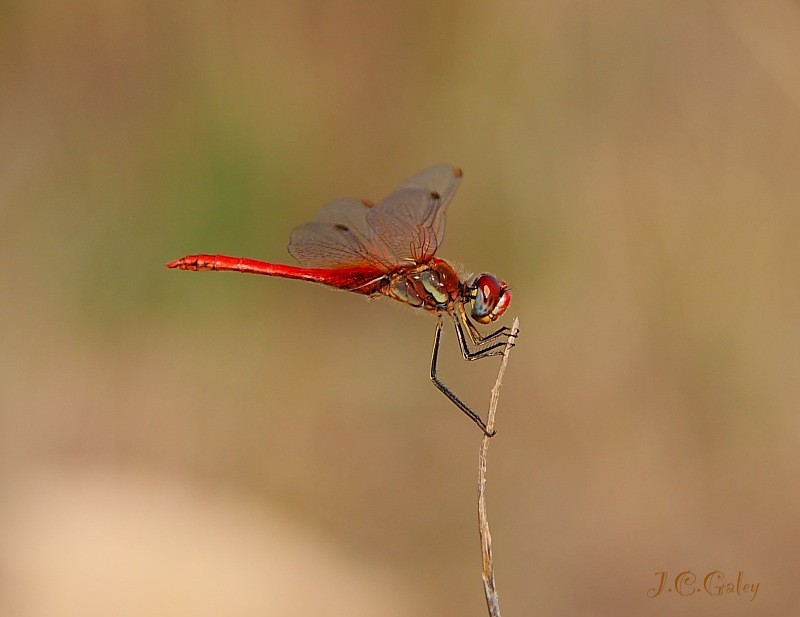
[470,274,511,323]
[471,274,502,323]
[492,284,511,319]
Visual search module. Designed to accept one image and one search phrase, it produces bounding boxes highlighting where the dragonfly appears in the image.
[166,164,513,436]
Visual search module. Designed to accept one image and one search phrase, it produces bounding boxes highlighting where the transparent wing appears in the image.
[311,197,377,242]
[288,164,462,269]
[287,198,397,270]
[366,163,462,263]
[395,163,462,212]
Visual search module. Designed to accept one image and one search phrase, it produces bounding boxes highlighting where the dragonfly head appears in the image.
[469,274,511,324]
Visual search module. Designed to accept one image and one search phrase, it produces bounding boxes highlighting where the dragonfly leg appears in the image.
[465,317,512,346]
[453,310,514,361]
[430,314,495,437]
[457,302,516,349]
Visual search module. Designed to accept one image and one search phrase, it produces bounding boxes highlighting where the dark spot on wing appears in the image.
[334,223,350,232]
[430,191,441,200]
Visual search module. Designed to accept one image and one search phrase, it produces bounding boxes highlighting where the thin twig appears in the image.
[478,317,519,617]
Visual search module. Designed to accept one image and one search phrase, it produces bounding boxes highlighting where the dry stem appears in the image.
[478,316,519,617]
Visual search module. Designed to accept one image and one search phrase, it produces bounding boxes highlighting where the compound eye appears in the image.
[471,274,502,324]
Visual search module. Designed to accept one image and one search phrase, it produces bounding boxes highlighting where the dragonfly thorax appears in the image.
[385,259,462,312]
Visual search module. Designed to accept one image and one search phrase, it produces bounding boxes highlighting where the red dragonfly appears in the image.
[167,164,513,436]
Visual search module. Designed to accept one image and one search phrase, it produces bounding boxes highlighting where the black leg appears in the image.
[457,302,515,349]
[453,310,513,361]
[465,317,511,346]
[430,314,495,437]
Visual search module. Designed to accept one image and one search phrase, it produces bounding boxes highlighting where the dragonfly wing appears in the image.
[395,163,462,212]
[366,164,461,263]
[312,197,375,238]
[288,220,393,272]
[309,197,401,267]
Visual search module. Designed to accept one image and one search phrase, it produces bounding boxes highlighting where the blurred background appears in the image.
[1,1,799,615]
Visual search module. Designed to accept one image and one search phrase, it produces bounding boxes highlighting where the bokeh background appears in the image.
[2,1,799,616]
